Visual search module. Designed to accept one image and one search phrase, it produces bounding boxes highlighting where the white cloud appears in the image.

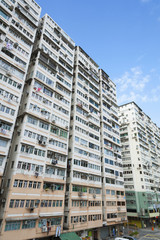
[115,66,150,93]
[117,91,159,105]
[115,67,160,105]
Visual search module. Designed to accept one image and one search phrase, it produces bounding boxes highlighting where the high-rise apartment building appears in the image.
[63,48,127,239]
[0,0,41,187]
[99,69,127,237]
[119,102,160,228]
[0,13,75,240]
[64,46,102,239]
[0,3,127,239]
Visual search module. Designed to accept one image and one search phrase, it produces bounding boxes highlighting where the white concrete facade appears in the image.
[99,70,127,230]
[0,12,75,240]
[119,102,160,227]
[0,4,127,239]
[0,0,41,186]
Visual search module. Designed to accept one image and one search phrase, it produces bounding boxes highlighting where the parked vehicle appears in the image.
[115,238,130,240]
[123,236,137,240]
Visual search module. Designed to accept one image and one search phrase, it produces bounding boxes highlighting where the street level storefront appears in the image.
[60,232,81,240]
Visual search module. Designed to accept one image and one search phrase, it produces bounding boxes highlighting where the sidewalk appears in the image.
[101,227,160,240]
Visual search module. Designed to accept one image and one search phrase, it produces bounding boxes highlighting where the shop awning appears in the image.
[60,232,81,240]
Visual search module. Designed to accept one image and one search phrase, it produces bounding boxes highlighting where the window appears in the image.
[0,138,8,147]
[0,156,4,166]
[18,180,23,188]
[33,182,37,188]
[0,9,10,20]
[9,200,14,208]
[15,200,20,208]
[72,185,87,192]
[27,116,38,125]
[39,121,49,130]
[5,221,21,231]
[111,190,115,195]
[22,220,36,229]
[20,200,25,208]
[23,181,28,188]
[13,179,18,187]
[28,181,33,188]
[25,200,30,208]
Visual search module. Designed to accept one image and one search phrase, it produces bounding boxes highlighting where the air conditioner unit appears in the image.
[59,96,63,100]
[27,207,35,212]
[52,120,55,123]
[16,22,20,27]
[35,171,39,177]
[45,116,49,120]
[51,159,57,165]
[14,42,19,48]
[93,194,96,199]
[25,4,30,10]
[15,6,20,10]
[38,139,42,144]
[6,71,12,77]
[9,5,14,11]
[42,226,47,232]
[65,126,68,129]
[0,189,4,194]
[78,192,83,197]
[117,207,121,211]
[42,141,46,146]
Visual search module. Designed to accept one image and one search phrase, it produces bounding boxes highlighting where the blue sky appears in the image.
[36,0,160,126]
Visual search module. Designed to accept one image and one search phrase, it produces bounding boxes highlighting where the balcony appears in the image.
[15,5,38,26]
[16,168,43,178]
[0,128,12,139]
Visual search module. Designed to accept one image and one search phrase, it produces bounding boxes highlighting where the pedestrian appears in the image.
[153,220,156,228]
